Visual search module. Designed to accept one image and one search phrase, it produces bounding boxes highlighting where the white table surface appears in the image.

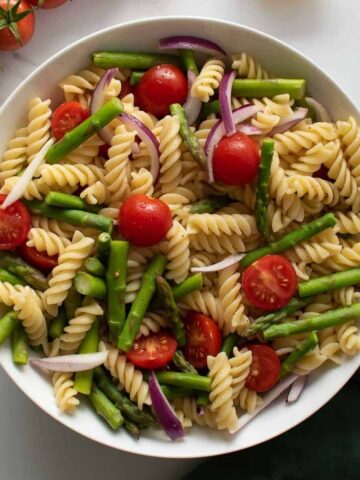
[0,1,359,478]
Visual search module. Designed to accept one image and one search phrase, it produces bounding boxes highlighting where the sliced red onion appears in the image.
[120,113,160,183]
[1,137,55,210]
[205,104,260,183]
[90,67,119,144]
[184,70,202,126]
[159,35,226,56]
[236,124,262,136]
[191,253,245,273]
[230,374,298,433]
[269,107,308,136]
[148,371,185,441]
[30,351,108,372]
[275,347,294,357]
[305,96,332,122]
[286,376,307,403]
[219,71,236,136]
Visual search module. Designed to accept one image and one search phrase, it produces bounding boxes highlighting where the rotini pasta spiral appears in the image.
[288,141,338,175]
[158,115,182,193]
[187,213,257,237]
[336,321,360,355]
[0,282,24,306]
[331,287,360,306]
[26,228,70,256]
[191,59,225,102]
[136,312,168,338]
[125,266,145,304]
[0,176,49,200]
[164,220,190,284]
[336,211,360,234]
[231,53,269,79]
[337,116,360,184]
[38,163,105,190]
[179,289,222,323]
[172,397,216,428]
[229,347,252,400]
[130,168,154,196]
[237,387,262,413]
[0,127,28,182]
[189,231,245,254]
[286,174,340,206]
[31,215,79,239]
[252,95,294,134]
[26,97,52,163]
[285,227,341,264]
[63,135,104,165]
[80,181,109,205]
[52,372,79,413]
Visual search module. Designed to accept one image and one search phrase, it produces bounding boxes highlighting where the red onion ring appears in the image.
[184,70,202,126]
[219,71,237,135]
[159,35,226,56]
[30,351,108,372]
[269,107,308,136]
[236,124,262,136]
[305,97,331,122]
[286,376,307,403]
[191,253,245,273]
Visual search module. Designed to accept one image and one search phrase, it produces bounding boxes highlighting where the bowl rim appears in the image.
[0,15,359,459]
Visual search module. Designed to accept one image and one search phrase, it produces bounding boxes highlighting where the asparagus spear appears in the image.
[280,332,318,376]
[23,200,113,234]
[117,254,166,351]
[179,49,199,75]
[92,51,181,69]
[156,371,211,392]
[49,307,67,339]
[0,268,26,286]
[240,213,336,268]
[172,350,198,374]
[202,100,221,118]
[196,392,210,406]
[255,139,274,242]
[84,257,106,278]
[160,385,193,400]
[130,71,144,85]
[94,367,155,427]
[190,196,231,214]
[298,267,360,298]
[89,384,124,430]
[170,103,205,166]
[45,192,101,213]
[232,79,306,99]
[172,273,203,300]
[11,324,29,365]
[0,311,19,345]
[74,319,100,395]
[95,232,111,265]
[74,272,106,300]
[155,276,186,346]
[64,285,82,320]
[244,297,315,337]
[46,98,123,164]
[263,303,360,340]
[221,333,238,357]
[107,241,129,343]
[124,419,140,439]
[0,252,48,291]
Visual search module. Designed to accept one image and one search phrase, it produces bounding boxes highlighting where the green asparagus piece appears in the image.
[85,257,106,278]
[49,308,67,339]
[232,79,306,99]
[45,191,101,213]
[170,103,205,166]
[0,311,19,345]
[172,273,203,300]
[0,252,48,291]
[156,276,186,346]
[244,296,315,337]
[202,100,221,118]
[263,303,360,340]
[221,333,238,357]
[118,254,167,351]
[74,319,100,395]
[180,49,199,75]
[196,392,210,406]
[0,268,26,286]
[124,419,140,439]
[240,213,337,268]
[107,241,129,343]
[89,385,124,430]
[94,367,155,427]
[95,232,111,265]
[24,200,113,234]
[172,350,198,374]
[93,51,181,69]
[46,98,123,164]
[130,71,144,85]
[160,385,194,400]
[64,285,82,320]
[280,331,318,376]
[190,196,231,214]
[11,324,29,365]
[156,371,211,392]
[298,267,360,298]
[74,272,106,300]
[255,139,274,242]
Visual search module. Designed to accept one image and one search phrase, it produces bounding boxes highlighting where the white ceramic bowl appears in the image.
[0,17,359,459]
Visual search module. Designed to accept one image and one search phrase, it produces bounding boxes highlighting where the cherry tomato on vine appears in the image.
[242,255,297,311]
[135,64,188,117]
[245,344,281,392]
[212,131,260,186]
[18,244,58,273]
[126,331,177,370]
[51,101,89,140]
[0,195,30,250]
[0,0,35,51]
[119,194,172,247]
[183,312,222,369]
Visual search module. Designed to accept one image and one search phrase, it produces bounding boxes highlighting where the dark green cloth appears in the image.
[185,370,360,480]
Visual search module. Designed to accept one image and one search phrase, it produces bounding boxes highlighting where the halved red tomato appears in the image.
[126,331,177,370]
[0,195,30,250]
[51,101,89,140]
[18,244,58,273]
[245,344,281,392]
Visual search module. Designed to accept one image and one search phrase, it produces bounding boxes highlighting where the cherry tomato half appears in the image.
[51,101,89,140]
[135,64,188,117]
[18,244,58,273]
[0,0,35,51]
[119,194,172,247]
[0,195,30,250]
[119,79,134,99]
[28,0,67,8]
[213,131,260,186]
[126,331,177,370]
[245,344,281,392]
[243,255,297,311]
[183,312,222,369]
